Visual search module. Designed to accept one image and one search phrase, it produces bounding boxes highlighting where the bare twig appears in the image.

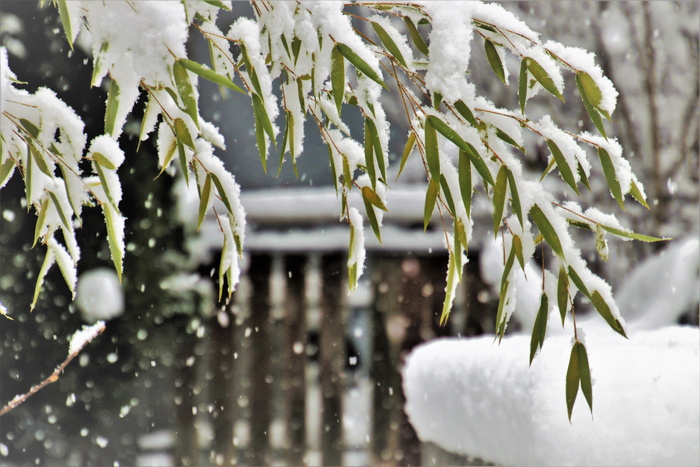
[0,321,106,417]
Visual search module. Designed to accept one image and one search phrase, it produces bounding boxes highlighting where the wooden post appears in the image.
[246,254,273,464]
[284,254,308,465]
[319,253,345,466]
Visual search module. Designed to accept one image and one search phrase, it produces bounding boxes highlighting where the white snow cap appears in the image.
[68,321,106,356]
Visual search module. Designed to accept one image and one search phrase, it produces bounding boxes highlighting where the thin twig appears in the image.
[0,322,106,417]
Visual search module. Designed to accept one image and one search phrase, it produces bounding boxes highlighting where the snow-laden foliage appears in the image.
[0,0,664,417]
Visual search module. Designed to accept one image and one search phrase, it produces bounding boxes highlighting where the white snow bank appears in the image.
[403,327,699,466]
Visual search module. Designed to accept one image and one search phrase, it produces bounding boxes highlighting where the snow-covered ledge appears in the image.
[403,237,700,466]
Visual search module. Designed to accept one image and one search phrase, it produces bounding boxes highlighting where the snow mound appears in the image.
[403,327,699,466]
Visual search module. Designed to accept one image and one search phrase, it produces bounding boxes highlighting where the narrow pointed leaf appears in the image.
[597,147,624,208]
[105,79,120,137]
[567,265,590,298]
[251,93,275,143]
[557,266,569,325]
[19,118,40,139]
[0,158,15,187]
[590,290,627,338]
[513,235,525,271]
[363,195,382,243]
[519,59,528,114]
[578,163,591,190]
[424,177,439,231]
[458,149,472,217]
[31,248,54,311]
[364,119,376,187]
[440,251,457,326]
[547,139,579,195]
[173,60,199,128]
[335,43,386,88]
[630,180,649,209]
[484,40,506,84]
[178,58,244,93]
[396,132,416,180]
[103,205,123,282]
[439,174,456,215]
[404,17,429,56]
[599,225,666,242]
[454,100,478,127]
[95,163,119,210]
[566,342,581,421]
[495,129,525,153]
[505,169,523,227]
[424,119,440,181]
[56,0,74,50]
[331,45,345,116]
[361,185,387,211]
[530,204,563,257]
[366,118,386,182]
[492,166,507,236]
[526,57,563,101]
[372,21,407,68]
[577,342,593,413]
[28,143,52,178]
[577,73,606,138]
[33,198,50,247]
[93,152,117,171]
[530,293,549,365]
[91,41,110,87]
[197,175,212,231]
[495,278,510,342]
[177,140,190,185]
[253,100,267,173]
[576,71,603,109]
[48,191,72,233]
[210,172,234,214]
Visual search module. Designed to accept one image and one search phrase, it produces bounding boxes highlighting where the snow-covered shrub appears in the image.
[0,0,664,417]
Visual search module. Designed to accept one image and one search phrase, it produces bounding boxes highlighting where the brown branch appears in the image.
[0,322,106,417]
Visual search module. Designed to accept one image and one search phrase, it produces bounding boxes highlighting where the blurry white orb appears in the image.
[76,268,124,323]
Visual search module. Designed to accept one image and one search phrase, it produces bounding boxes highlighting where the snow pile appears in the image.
[76,268,124,323]
[403,238,700,466]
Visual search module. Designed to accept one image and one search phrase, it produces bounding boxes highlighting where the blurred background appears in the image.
[0,1,697,465]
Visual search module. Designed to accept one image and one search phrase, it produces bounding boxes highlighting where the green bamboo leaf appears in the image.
[0,158,15,187]
[567,265,590,298]
[576,71,603,109]
[103,205,123,283]
[366,118,386,182]
[48,191,71,233]
[495,129,525,153]
[495,277,511,342]
[177,139,189,186]
[178,59,244,93]
[577,342,593,413]
[31,247,54,311]
[56,0,73,50]
[251,93,275,144]
[484,40,506,84]
[597,147,624,208]
[252,97,269,174]
[210,172,233,214]
[28,143,52,179]
[493,166,507,236]
[458,149,472,217]
[173,60,199,128]
[95,159,118,209]
[513,234,525,271]
[576,73,606,138]
[505,169,523,227]
[590,290,627,338]
[500,236,517,291]
[566,342,581,422]
[19,118,40,139]
[403,16,429,56]
[363,194,382,243]
[578,163,591,191]
[105,79,120,137]
[455,217,468,252]
[396,132,416,180]
[197,174,212,231]
[342,155,352,189]
[174,118,195,149]
[440,250,457,326]
[364,119,376,188]
[439,174,456,216]
[530,293,549,365]
[629,180,649,209]
[525,57,564,101]
[530,204,564,257]
[424,119,440,181]
[33,197,50,247]
[546,139,579,195]
[599,225,666,243]
[454,100,478,127]
[433,91,443,109]
[519,59,528,114]
[91,41,110,88]
[335,43,387,89]
[424,177,439,231]
[361,185,387,211]
[557,266,569,325]
[595,225,609,261]
[331,45,345,116]
[92,151,116,170]
[202,0,231,10]
[159,137,177,176]
[372,21,407,68]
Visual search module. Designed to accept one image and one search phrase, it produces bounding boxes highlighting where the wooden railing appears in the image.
[158,187,496,466]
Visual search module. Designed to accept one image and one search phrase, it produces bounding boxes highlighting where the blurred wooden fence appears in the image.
[160,188,496,466]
